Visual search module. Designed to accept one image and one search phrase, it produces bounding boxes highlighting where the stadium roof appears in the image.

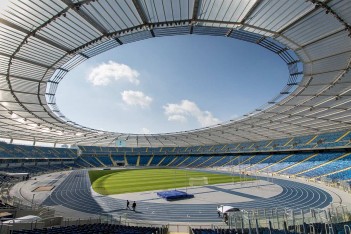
[0,0,350,147]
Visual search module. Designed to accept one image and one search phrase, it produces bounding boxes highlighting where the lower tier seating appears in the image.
[12,223,165,234]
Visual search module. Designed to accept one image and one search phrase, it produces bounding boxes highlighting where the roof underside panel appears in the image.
[282,9,344,47]
[245,0,314,32]
[197,0,256,23]
[329,0,351,25]
[79,0,141,31]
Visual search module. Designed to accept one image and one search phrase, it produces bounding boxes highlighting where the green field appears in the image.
[89,169,254,195]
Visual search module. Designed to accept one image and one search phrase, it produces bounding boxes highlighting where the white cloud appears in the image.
[87,61,140,86]
[121,90,153,108]
[163,100,220,127]
[142,127,151,134]
[168,114,187,123]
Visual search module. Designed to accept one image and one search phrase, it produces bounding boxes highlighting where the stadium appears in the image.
[0,0,351,233]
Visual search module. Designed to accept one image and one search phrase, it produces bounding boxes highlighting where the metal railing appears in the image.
[226,204,351,233]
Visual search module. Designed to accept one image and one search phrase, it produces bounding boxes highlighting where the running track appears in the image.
[42,170,332,222]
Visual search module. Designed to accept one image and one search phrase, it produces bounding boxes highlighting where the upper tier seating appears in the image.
[76,130,351,155]
[0,142,77,159]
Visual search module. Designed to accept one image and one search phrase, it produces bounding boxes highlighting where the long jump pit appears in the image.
[32,186,55,192]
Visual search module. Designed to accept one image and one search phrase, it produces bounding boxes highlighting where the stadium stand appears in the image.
[139,155,151,166]
[0,142,76,159]
[1,130,351,182]
[81,156,102,167]
[1,136,351,233]
[283,153,344,175]
[96,156,114,166]
[74,139,351,183]
[148,155,164,166]
[299,153,351,180]
[75,131,351,155]
[126,155,138,166]
[191,221,351,234]
[12,223,167,234]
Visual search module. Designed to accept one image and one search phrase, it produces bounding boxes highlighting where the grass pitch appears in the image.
[89,169,254,195]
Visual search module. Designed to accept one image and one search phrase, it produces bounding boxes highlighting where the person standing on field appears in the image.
[126,200,130,210]
[132,201,136,211]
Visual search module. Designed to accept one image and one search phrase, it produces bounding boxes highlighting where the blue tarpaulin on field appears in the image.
[156,190,194,201]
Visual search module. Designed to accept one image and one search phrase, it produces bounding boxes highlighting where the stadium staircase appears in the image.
[179,157,196,167]
[176,156,190,167]
[234,143,241,150]
[313,165,351,180]
[169,147,175,153]
[136,155,140,166]
[220,144,228,151]
[283,138,293,147]
[248,143,255,150]
[195,156,214,168]
[156,156,166,166]
[335,130,351,142]
[257,154,295,172]
[275,153,319,174]
[166,157,178,166]
[79,157,95,167]
[208,156,226,167]
[184,156,203,167]
[51,148,60,155]
[94,156,106,167]
[146,155,154,166]
[72,161,85,168]
[109,154,117,166]
[123,154,128,166]
[167,156,182,166]
[222,156,239,166]
[295,153,351,176]
[305,135,318,145]
[237,155,256,166]
[243,155,272,170]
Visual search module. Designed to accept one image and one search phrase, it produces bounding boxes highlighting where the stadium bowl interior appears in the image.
[0,0,351,233]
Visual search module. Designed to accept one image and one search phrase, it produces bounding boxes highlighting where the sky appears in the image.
[0,0,288,137]
[56,35,287,134]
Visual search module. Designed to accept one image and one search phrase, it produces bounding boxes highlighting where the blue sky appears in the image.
[56,35,287,134]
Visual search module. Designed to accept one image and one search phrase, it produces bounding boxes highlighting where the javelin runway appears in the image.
[42,170,332,222]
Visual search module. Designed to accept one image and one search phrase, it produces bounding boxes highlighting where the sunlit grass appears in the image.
[89,168,254,195]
